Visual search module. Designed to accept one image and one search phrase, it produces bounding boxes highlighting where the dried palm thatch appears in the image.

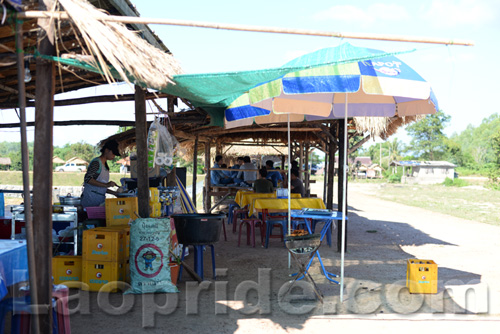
[57,0,183,88]
[353,115,424,140]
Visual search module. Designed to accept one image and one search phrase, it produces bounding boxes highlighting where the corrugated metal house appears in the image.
[391,161,457,184]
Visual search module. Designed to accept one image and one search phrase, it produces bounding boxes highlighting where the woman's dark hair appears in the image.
[243,156,251,163]
[215,155,223,163]
[100,139,120,156]
[291,168,299,177]
[259,168,268,178]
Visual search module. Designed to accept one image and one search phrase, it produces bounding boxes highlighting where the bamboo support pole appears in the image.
[17,11,475,46]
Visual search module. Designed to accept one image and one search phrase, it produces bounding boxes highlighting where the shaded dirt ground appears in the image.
[69,183,500,333]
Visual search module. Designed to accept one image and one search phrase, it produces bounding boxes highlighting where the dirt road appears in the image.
[68,183,500,333]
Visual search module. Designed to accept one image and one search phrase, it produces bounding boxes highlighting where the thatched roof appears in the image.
[58,0,183,88]
[0,157,12,165]
[53,156,65,164]
[66,157,89,165]
[0,0,176,109]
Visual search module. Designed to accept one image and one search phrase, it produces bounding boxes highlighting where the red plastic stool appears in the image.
[238,218,264,248]
[232,208,249,233]
[19,284,71,334]
[52,285,71,334]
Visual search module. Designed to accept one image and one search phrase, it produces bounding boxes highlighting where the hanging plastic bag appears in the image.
[146,120,158,170]
[154,119,179,173]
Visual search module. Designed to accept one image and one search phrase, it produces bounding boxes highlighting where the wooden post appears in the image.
[304,144,310,196]
[33,1,56,331]
[337,119,347,252]
[192,136,198,209]
[204,141,211,212]
[326,124,336,210]
[281,155,286,171]
[166,167,177,187]
[17,18,40,334]
[323,150,328,201]
[135,85,149,218]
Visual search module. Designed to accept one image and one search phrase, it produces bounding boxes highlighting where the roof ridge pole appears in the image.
[16,16,40,334]
[18,11,476,46]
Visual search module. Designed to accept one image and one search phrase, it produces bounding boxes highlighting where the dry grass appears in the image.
[368,183,500,227]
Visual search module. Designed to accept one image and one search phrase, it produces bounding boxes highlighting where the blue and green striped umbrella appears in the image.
[225,43,438,128]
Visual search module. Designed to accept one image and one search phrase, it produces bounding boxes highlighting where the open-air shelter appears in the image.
[0,0,472,332]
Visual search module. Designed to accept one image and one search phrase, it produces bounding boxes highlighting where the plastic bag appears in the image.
[125,218,178,294]
[148,118,179,173]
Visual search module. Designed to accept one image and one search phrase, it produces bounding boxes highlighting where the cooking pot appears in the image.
[58,193,81,206]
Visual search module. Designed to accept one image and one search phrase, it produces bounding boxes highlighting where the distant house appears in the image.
[390,161,456,184]
[0,157,11,170]
[334,156,373,175]
[366,164,383,179]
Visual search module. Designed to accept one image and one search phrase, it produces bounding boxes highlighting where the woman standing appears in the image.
[81,139,120,208]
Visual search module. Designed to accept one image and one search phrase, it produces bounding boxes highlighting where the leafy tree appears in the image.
[405,111,450,160]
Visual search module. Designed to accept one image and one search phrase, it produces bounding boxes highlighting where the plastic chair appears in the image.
[18,284,70,334]
[0,296,58,334]
[231,207,249,233]
[237,218,264,247]
[179,244,216,281]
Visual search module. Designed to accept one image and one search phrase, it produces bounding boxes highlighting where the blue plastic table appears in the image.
[0,240,28,299]
[290,210,347,284]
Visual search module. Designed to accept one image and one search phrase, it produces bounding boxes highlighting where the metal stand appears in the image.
[281,234,324,303]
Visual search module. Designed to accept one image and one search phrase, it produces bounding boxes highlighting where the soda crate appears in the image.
[52,255,82,285]
[94,226,130,259]
[82,228,126,262]
[105,197,138,227]
[82,260,126,293]
[406,259,438,294]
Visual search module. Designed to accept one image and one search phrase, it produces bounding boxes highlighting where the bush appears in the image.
[387,174,401,183]
[443,177,468,187]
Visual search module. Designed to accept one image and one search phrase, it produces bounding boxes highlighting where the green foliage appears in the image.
[53,141,95,163]
[486,167,500,190]
[387,173,401,183]
[452,113,500,167]
[405,110,450,160]
[443,177,468,187]
[1,141,96,171]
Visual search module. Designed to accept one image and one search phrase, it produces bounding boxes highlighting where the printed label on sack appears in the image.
[134,243,164,278]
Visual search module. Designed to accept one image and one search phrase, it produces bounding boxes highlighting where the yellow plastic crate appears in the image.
[94,226,130,259]
[406,259,438,294]
[82,260,126,292]
[149,202,162,218]
[105,197,138,227]
[82,228,126,262]
[52,255,82,285]
[149,187,159,203]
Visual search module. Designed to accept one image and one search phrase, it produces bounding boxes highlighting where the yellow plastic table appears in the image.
[235,191,300,210]
[251,197,325,216]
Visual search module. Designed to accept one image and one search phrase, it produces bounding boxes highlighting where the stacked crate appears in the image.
[52,255,82,286]
[105,197,138,227]
[81,226,130,292]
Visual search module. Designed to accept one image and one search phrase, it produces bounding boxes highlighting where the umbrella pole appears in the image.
[340,94,348,302]
[287,113,291,268]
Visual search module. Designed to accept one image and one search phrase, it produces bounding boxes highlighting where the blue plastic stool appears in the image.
[0,296,58,334]
[179,245,216,281]
[264,219,288,248]
[227,204,239,227]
